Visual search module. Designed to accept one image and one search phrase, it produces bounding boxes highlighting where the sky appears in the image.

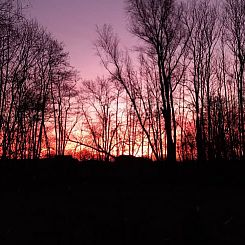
[28,0,136,80]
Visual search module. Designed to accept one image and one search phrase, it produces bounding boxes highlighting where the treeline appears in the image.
[0,1,78,159]
[73,0,245,162]
[0,0,244,162]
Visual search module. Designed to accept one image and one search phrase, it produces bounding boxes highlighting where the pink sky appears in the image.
[28,0,136,80]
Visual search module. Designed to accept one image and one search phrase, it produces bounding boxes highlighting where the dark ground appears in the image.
[0,156,245,244]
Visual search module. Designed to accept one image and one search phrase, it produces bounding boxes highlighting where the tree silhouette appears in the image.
[223,0,245,159]
[0,1,78,159]
[1,0,245,161]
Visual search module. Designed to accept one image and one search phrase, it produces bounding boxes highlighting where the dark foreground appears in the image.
[0,157,245,244]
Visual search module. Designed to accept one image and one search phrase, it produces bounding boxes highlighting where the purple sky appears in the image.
[28,0,136,80]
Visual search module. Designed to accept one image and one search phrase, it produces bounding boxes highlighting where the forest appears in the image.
[0,0,244,162]
[1,1,245,244]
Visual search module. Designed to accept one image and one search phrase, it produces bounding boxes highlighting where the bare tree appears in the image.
[0,1,78,159]
[95,25,162,160]
[125,0,190,162]
[184,0,220,160]
[223,0,245,159]
[75,78,121,161]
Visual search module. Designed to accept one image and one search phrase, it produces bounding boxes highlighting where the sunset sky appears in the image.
[28,0,136,80]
